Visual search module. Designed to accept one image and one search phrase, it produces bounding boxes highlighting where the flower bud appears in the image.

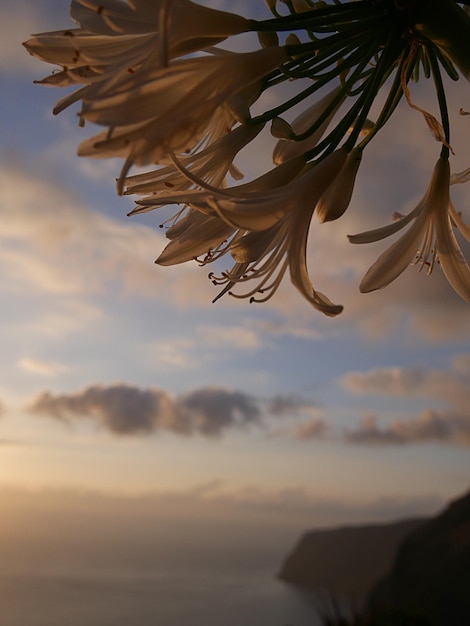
[271,117,294,140]
[316,148,362,223]
[258,31,279,49]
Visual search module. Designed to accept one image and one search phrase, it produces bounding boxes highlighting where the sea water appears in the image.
[0,567,326,626]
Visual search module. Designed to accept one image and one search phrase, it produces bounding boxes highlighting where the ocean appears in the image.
[0,567,327,626]
[1,490,356,626]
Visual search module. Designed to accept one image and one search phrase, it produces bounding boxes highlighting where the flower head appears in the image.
[24,0,470,316]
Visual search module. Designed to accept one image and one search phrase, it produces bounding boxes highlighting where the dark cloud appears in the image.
[345,411,470,447]
[28,385,322,438]
[267,394,317,416]
[179,388,260,436]
[28,384,265,437]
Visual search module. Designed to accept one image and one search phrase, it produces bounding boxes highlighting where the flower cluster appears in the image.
[24,0,470,315]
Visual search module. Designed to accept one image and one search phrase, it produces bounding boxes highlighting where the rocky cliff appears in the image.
[367,489,470,626]
[278,517,425,602]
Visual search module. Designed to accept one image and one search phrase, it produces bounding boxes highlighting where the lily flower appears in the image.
[205,149,347,231]
[129,154,308,216]
[349,157,470,303]
[23,0,250,88]
[136,155,307,266]
[208,201,344,316]
[23,0,251,125]
[75,46,287,185]
[123,122,265,196]
[157,211,235,266]
[70,0,249,48]
[152,150,347,315]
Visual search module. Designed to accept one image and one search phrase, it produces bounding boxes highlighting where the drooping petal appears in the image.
[288,207,343,316]
[435,207,470,303]
[359,216,427,292]
[348,207,419,244]
[157,213,233,265]
[449,201,470,242]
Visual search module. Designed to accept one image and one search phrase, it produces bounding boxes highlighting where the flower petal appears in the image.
[436,212,470,303]
[359,217,426,292]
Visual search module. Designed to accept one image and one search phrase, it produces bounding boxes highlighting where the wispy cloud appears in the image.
[295,417,330,440]
[341,356,470,446]
[197,324,262,350]
[18,357,68,377]
[0,482,447,530]
[342,356,470,408]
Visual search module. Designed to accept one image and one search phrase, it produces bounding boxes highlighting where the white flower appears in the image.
[24,0,250,75]
[71,0,249,45]
[158,211,235,266]
[205,149,347,232]
[349,157,470,302]
[150,150,347,314]
[129,152,307,216]
[123,122,264,196]
[131,156,307,267]
[23,0,251,119]
[75,46,287,184]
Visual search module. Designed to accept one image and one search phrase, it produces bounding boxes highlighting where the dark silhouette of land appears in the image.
[279,489,470,625]
[278,518,425,602]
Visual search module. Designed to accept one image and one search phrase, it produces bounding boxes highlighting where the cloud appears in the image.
[27,384,263,437]
[179,387,260,435]
[197,324,262,350]
[0,483,448,533]
[295,417,329,440]
[342,358,470,409]
[341,357,470,446]
[0,163,227,310]
[0,165,163,297]
[344,411,470,447]
[26,383,331,438]
[18,357,68,377]
[267,394,323,419]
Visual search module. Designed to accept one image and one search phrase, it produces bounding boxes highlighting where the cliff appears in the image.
[367,489,470,626]
[278,517,425,602]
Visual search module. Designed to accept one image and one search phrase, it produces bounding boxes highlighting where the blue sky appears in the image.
[1,0,470,535]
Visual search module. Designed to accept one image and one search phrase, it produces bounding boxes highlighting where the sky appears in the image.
[1,0,470,550]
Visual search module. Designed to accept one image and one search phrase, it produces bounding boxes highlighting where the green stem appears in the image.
[357,43,414,150]
[426,44,451,159]
[248,0,387,32]
[252,31,382,127]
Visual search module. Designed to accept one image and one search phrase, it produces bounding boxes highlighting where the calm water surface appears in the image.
[0,568,325,626]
